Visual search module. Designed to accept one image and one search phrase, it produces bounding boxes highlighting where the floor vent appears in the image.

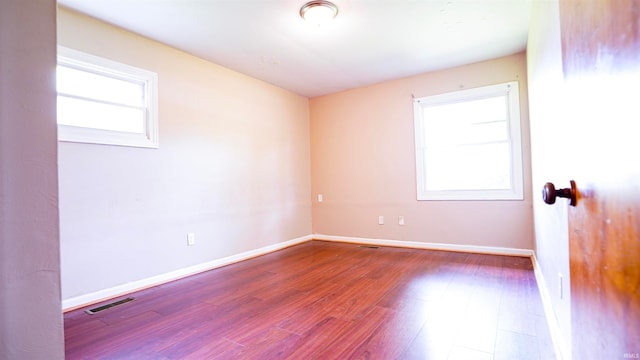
[85,297,135,315]
[359,245,380,249]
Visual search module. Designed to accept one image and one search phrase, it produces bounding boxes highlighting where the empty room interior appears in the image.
[2,0,639,359]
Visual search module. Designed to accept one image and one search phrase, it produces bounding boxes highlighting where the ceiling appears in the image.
[57,0,531,98]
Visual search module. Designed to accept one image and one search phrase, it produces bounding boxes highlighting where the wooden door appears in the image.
[559,0,640,358]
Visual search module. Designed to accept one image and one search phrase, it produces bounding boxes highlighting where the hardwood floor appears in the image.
[64,241,556,359]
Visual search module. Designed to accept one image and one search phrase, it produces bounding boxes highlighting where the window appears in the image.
[413,81,523,200]
[57,47,158,148]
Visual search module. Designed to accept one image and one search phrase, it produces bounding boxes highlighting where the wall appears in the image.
[310,53,534,250]
[57,8,311,302]
[527,0,572,357]
[0,0,64,358]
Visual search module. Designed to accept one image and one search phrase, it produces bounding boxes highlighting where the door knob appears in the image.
[542,180,577,206]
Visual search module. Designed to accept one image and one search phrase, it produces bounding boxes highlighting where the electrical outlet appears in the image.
[378,215,384,225]
[318,194,323,202]
[398,216,405,226]
[187,233,196,246]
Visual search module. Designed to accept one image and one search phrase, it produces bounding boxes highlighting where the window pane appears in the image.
[422,95,508,146]
[414,81,522,200]
[424,120,508,146]
[424,95,506,125]
[57,96,145,134]
[57,65,144,107]
[424,142,511,191]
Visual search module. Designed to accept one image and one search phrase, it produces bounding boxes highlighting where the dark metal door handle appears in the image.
[542,180,577,206]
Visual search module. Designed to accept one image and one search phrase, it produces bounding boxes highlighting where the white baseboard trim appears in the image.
[312,234,534,257]
[532,253,570,360]
[62,234,313,311]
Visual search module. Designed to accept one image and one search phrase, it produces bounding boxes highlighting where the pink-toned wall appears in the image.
[0,0,64,358]
[310,53,534,249]
[57,8,311,301]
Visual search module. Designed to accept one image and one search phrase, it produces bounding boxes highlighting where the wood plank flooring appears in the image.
[64,241,556,359]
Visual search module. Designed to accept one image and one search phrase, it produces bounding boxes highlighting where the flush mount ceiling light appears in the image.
[300,0,339,26]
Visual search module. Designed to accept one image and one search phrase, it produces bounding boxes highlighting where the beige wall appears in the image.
[0,0,64,358]
[310,53,534,249]
[527,0,571,357]
[58,8,312,301]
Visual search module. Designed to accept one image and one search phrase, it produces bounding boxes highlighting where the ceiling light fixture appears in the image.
[300,0,339,27]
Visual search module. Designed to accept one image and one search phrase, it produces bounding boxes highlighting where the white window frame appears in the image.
[57,46,159,148]
[413,81,523,201]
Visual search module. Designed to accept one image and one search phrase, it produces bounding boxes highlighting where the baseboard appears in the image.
[532,253,570,360]
[62,234,313,311]
[312,234,534,257]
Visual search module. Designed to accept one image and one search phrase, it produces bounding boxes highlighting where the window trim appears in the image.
[57,46,159,148]
[413,81,523,201]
